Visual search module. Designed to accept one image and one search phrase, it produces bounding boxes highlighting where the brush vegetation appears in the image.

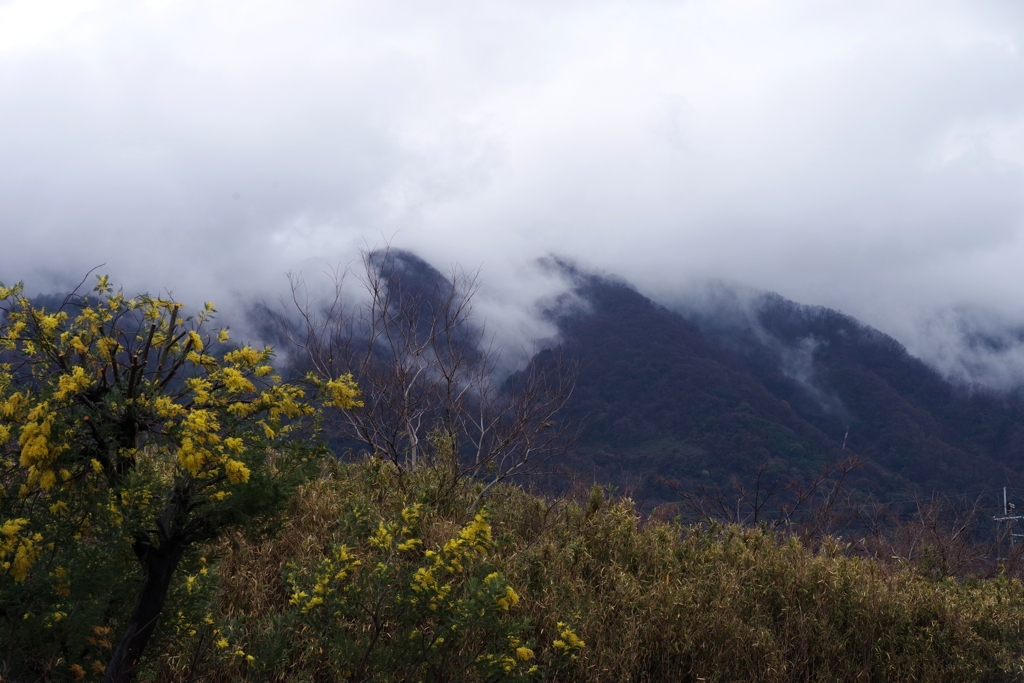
[142,460,1024,683]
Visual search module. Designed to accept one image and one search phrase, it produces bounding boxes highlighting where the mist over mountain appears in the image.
[7,1,1024,383]
[525,259,1024,502]
[14,250,1024,503]
[674,288,1024,491]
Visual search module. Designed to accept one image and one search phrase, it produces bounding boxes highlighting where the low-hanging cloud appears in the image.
[3,0,1024,383]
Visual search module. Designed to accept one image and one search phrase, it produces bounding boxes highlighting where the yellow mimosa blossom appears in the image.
[301,596,323,613]
[38,468,57,491]
[397,538,422,552]
[6,320,26,340]
[223,368,255,394]
[18,413,55,468]
[412,567,437,592]
[325,374,363,410]
[153,396,186,418]
[369,521,396,549]
[497,586,519,611]
[224,346,263,367]
[227,401,256,417]
[177,438,208,476]
[185,378,212,405]
[10,533,40,582]
[96,336,120,358]
[1,391,27,420]
[184,409,218,435]
[1,518,28,548]
[402,503,423,524]
[54,366,91,401]
[553,622,585,654]
[38,312,67,338]
[224,459,251,484]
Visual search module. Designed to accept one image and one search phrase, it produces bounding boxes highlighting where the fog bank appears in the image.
[3,1,1024,384]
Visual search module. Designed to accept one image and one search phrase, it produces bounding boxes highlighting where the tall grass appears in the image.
[155,462,1024,682]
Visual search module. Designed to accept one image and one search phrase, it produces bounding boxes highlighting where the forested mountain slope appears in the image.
[680,292,1024,494]
[538,271,848,498]
[540,268,1024,499]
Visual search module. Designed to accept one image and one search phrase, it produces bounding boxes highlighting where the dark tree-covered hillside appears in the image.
[534,270,857,501]
[683,293,1024,493]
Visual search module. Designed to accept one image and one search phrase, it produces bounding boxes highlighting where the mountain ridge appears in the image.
[533,263,1024,501]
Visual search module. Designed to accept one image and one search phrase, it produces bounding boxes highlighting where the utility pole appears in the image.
[993,487,1024,551]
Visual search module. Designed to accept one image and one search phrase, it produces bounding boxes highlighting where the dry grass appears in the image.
[156,462,1024,682]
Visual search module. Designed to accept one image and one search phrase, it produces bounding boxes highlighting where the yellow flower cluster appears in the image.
[154,396,186,418]
[0,518,41,582]
[223,346,264,367]
[508,636,535,662]
[439,511,492,572]
[53,366,91,402]
[289,543,362,613]
[323,373,363,410]
[223,459,251,484]
[369,520,399,549]
[480,653,518,674]
[477,640,538,676]
[552,621,585,657]
[484,572,520,611]
[17,403,66,491]
[175,407,250,485]
[407,510,500,616]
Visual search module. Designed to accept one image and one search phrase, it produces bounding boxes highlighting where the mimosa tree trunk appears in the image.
[103,529,188,683]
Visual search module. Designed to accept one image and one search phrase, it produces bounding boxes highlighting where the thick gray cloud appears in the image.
[4,0,1024,380]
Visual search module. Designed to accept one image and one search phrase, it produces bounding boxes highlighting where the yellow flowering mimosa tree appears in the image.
[0,277,360,683]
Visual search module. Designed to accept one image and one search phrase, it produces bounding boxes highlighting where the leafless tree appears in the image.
[279,246,576,505]
[851,491,1013,579]
[663,456,862,541]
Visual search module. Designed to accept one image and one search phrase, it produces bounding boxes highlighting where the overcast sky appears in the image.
[3,0,1024,379]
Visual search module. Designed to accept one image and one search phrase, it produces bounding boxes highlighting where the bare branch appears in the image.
[281,244,576,501]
